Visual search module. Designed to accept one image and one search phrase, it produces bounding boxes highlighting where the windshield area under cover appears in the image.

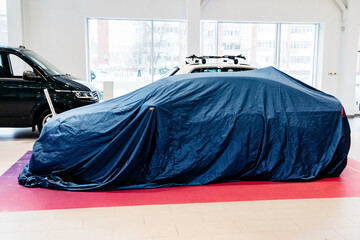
[22,50,66,76]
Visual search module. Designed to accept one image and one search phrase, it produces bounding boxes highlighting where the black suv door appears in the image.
[0,52,43,127]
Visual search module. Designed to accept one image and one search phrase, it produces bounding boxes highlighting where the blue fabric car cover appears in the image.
[18,67,351,191]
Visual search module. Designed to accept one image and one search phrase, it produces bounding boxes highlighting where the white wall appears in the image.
[6,0,23,47]
[6,0,360,115]
[338,0,360,116]
[187,0,201,56]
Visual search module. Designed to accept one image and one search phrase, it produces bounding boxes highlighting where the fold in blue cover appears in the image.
[18,67,351,191]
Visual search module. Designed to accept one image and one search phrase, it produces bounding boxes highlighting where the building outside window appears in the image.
[201,22,277,68]
[87,18,186,97]
[279,24,317,86]
[0,0,7,45]
[201,21,319,87]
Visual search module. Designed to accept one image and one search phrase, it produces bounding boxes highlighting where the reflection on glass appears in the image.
[25,50,65,75]
[87,19,186,98]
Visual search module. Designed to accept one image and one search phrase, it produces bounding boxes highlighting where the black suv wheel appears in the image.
[37,109,63,132]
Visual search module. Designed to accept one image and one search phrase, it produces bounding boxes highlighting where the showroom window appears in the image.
[0,0,7,45]
[201,21,319,86]
[87,18,186,97]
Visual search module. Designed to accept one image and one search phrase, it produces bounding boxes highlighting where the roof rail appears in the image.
[186,54,246,64]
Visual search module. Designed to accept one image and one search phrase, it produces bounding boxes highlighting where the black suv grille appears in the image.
[92,91,99,100]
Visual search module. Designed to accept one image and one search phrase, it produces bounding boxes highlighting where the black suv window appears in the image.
[8,54,33,78]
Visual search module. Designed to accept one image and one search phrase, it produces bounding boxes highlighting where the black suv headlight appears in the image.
[73,91,98,100]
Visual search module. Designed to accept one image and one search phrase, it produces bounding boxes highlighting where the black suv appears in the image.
[0,46,99,132]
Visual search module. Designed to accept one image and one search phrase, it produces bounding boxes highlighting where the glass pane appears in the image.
[88,19,152,97]
[152,21,187,81]
[201,21,217,56]
[201,22,276,67]
[9,54,33,77]
[279,24,317,86]
[0,0,7,46]
[88,19,187,98]
[217,22,276,67]
[25,50,64,75]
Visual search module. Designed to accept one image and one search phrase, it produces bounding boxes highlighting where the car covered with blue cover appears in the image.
[18,67,351,191]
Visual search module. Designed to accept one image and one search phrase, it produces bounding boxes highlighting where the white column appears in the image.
[186,0,201,56]
[338,0,360,116]
[6,0,24,47]
[103,81,114,101]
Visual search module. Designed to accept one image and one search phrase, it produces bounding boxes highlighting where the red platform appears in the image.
[1,151,360,212]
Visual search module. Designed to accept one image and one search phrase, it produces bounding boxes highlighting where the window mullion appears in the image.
[275,23,281,68]
[216,21,219,56]
[312,24,320,87]
[151,20,154,82]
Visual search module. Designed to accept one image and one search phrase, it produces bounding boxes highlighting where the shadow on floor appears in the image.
[0,128,40,140]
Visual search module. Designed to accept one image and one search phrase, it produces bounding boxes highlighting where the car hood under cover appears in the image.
[18,67,351,191]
